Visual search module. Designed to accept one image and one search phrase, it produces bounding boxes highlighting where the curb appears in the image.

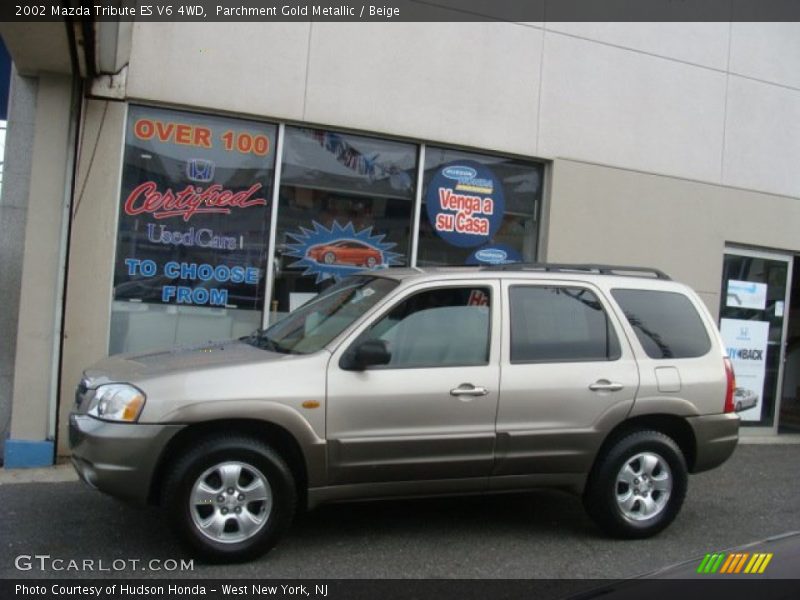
[0,462,78,485]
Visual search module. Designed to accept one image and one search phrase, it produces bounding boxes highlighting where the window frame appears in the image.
[507,283,623,365]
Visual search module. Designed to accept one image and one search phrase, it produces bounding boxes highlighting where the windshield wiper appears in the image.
[239,328,264,342]
[241,330,295,354]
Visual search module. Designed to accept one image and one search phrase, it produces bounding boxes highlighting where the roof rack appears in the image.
[481,262,671,280]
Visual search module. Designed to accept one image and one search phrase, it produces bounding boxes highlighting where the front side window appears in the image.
[510,286,621,363]
[356,287,492,368]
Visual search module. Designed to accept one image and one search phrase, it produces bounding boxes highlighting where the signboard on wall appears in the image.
[113,106,276,310]
[425,160,505,248]
[720,318,770,422]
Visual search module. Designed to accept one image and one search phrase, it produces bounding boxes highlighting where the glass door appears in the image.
[720,247,793,433]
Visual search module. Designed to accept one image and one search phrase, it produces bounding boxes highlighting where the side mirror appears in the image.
[341,339,391,371]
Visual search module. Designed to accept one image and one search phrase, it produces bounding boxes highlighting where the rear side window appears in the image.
[611,289,711,359]
[509,286,621,363]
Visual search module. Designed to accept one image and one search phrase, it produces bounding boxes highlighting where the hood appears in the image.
[83,340,285,387]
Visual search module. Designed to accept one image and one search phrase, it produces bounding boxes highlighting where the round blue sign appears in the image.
[425,160,505,248]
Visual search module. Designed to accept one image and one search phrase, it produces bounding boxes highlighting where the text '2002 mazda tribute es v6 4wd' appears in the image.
[70,264,739,562]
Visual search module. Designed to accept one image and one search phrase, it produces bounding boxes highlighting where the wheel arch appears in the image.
[148,419,311,507]
[590,414,697,482]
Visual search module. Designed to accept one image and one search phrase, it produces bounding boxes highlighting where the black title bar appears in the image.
[4,579,800,600]
[4,0,800,22]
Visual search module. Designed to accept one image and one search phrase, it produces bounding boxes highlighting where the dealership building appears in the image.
[1,18,800,466]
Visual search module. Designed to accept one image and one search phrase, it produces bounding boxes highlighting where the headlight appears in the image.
[87,384,146,422]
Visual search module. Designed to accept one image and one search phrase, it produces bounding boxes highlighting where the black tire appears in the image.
[583,430,687,539]
[323,252,336,264]
[162,435,296,563]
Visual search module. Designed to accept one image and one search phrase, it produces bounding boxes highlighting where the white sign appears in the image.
[720,318,770,422]
[726,280,767,310]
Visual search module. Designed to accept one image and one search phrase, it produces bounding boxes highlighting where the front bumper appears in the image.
[686,412,739,473]
[69,413,184,504]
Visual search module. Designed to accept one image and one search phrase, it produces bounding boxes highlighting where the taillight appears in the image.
[723,357,736,413]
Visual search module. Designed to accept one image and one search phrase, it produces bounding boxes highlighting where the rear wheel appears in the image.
[163,435,296,562]
[584,430,687,538]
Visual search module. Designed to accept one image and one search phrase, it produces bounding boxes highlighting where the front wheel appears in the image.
[583,430,687,538]
[163,435,296,562]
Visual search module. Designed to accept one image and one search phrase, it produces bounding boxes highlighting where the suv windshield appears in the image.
[243,276,398,354]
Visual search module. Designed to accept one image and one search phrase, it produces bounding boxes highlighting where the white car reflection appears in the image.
[734,387,758,412]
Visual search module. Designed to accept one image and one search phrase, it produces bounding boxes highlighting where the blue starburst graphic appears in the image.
[284,221,403,283]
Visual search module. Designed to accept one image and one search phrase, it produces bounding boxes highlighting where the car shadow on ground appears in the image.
[290,488,595,540]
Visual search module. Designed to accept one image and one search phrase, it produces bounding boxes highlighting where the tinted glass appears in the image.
[612,289,711,359]
[510,286,621,362]
[359,287,491,368]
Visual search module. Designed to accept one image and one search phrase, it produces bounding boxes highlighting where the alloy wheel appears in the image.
[189,461,272,544]
[615,452,672,521]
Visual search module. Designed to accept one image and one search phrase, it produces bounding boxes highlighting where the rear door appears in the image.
[494,280,640,478]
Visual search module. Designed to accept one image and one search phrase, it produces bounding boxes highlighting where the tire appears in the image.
[583,430,687,539]
[323,252,336,265]
[366,256,377,268]
[162,435,296,563]
[736,401,742,412]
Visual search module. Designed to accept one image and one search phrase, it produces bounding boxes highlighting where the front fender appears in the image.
[159,399,326,486]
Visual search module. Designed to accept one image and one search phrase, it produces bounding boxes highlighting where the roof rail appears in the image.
[481,262,672,280]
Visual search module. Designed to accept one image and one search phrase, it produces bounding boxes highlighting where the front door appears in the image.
[326,280,501,485]
[720,247,793,433]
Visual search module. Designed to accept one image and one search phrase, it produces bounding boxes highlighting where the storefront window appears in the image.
[107,109,546,355]
[417,147,543,267]
[110,106,277,354]
[270,127,417,321]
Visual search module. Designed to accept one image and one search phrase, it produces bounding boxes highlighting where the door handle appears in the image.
[588,380,624,392]
[450,384,489,397]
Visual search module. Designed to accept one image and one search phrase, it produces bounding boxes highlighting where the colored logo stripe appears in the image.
[744,553,774,574]
[698,552,773,574]
[734,553,749,573]
[719,553,736,573]
[697,553,725,573]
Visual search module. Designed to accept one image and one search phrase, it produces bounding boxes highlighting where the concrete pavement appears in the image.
[1,444,798,579]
